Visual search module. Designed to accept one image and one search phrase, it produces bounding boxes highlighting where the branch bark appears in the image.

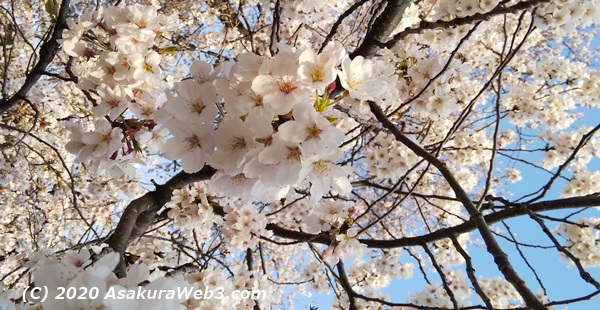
[350,0,413,58]
[260,195,600,249]
[107,165,216,277]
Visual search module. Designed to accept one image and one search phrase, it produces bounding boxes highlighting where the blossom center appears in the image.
[278,80,297,94]
[108,98,120,108]
[185,136,200,149]
[286,146,302,160]
[105,66,116,76]
[232,173,246,185]
[310,64,325,82]
[347,77,363,90]
[101,133,112,142]
[143,63,153,73]
[313,160,330,175]
[136,20,147,28]
[190,100,205,113]
[228,137,246,150]
[253,94,264,107]
[306,123,322,139]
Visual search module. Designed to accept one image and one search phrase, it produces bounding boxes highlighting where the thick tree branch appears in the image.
[107,165,216,277]
[350,0,413,59]
[336,262,358,310]
[257,195,600,249]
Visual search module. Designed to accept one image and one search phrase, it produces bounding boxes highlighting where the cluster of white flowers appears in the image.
[184,266,274,309]
[562,169,600,197]
[406,270,552,309]
[302,261,331,294]
[364,132,421,179]
[478,276,524,308]
[166,182,221,239]
[538,127,600,198]
[446,131,492,166]
[61,4,178,177]
[347,250,414,293]
[222,201,271,251]
[303,202,367,264]
[578,70,600,107]
[556,218,600,268]
[534,0,599,32]
[160,41,393,203]
[61,15,410,203]
[540,129,588,170]
[2,249,191,310]
[166,183,275,251]
[431,234,469,266]
[407,270,472,308]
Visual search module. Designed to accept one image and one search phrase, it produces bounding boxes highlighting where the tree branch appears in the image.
[0,0,71,114]
[368,100,546,309]
[382,0,549,49]
[107,165,216,277]
[350,0,413,59]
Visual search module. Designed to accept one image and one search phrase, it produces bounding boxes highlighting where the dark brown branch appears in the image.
[368,100,546,309]
[450,234,495,310]
[0,0,71,114]
[382,0,550,50]
[253,195,600,251]
[107,165,216,277]
[336,261,358,310]
[269,0,280,55]
[422,243,460,309]
[319,0,370,53]
[350,0,413,58]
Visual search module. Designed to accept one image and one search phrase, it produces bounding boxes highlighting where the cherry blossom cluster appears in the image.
[445,131,493,167]
[406,270,553,309]
[347,249,414,293]
[556,218,600,268]
[478,276,524,308]
[160,41,393,203]
[315,203,367,264]
[302,261,331,294]
[4,249,192,309]
[407,270,472,308]
[540,127,598,163]
[222,201,271,251]
[61,4,178,176]
[165,182,275,253]
[364,132,421,179]
[534,0,599,32]
[431,234,469,266]
[166,182,221,239]
[184,266,274,309]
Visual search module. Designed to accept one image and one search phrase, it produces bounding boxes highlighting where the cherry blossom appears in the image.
[3,1,600,310]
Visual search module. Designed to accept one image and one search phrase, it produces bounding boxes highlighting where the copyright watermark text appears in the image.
[22,285,266,303]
